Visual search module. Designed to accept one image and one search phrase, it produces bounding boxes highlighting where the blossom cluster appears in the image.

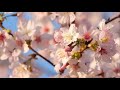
[0,12,120,78]
[50,12,120,78]
[0,12,54,78]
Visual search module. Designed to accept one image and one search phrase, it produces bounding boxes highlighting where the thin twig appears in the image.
[105,14,120,24]
[0,22,14,38]
[3,13,17,18]
[28,45,55,67]
[97,14,120,29]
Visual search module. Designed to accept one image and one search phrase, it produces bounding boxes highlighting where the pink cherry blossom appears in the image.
[31,29,53,49]
[54,30,63,43]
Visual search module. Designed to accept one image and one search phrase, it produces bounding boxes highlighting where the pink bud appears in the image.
[65,46,72,52]
[59,63,69,73]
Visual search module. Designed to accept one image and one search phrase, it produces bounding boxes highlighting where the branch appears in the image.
[0,21,14,38]
[0,16,55,67]
[97,14,120,29]
[59,39,92,74]
[28,45,55,67]
[105,14,120,24]
[59,14,120,74]
[3,13,17,18]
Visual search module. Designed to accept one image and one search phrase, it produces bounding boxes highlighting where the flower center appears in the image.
[35,36,41,43]
[56,49,66,58]
[101,37,109,43]
[0,34,5,42]
[84,32,91,40]
[99,48,107,55]
[63,33,73,42]
[44,27,50,33]
[113,68,120,74]
[16,40,23,47]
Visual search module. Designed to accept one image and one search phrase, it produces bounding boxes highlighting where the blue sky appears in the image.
[2,12,114,78]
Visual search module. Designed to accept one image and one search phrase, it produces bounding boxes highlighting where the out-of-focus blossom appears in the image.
[49,12,75,25]
[10,63,31,78]
[31,29,53,49]
[18,20,35,40]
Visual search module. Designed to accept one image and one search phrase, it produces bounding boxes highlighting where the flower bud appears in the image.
[65,46,72,52]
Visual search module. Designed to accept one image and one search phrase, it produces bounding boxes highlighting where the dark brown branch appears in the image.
[97,14,120,29]
[4,13,17,18]
[28,45,55,67]
[105,14,120,24]
[0,22,14,38]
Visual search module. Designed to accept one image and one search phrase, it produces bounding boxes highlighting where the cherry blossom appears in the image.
[0,30,11,47]
[49,12,76,25]
[10,63,31,78]
[62,24,79,45]
[18,20,35,40]
[31,29,53,49]
[14,32,29,53]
